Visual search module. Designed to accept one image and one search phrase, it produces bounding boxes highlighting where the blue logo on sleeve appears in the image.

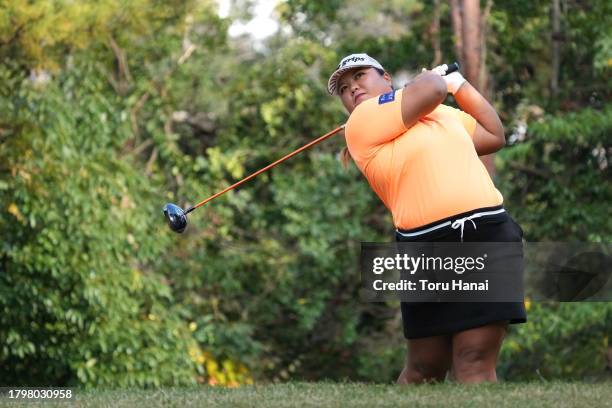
[378,91,395,105]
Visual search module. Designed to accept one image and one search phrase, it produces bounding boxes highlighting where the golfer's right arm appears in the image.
[400,72,447,129]
[345,72,446,162]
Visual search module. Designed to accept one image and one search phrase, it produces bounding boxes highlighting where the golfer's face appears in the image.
[337,67,392,113]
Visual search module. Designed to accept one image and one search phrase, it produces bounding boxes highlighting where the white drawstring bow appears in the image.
[451,216,479,241]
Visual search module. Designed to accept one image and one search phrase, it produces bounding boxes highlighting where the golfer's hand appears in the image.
[425,65,467,94]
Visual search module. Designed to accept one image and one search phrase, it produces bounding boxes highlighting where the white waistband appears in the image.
[396,208,506,238]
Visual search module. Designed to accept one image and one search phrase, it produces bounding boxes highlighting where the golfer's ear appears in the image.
[383,72,392,84]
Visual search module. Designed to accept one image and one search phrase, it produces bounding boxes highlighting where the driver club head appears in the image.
[163,203,188,233]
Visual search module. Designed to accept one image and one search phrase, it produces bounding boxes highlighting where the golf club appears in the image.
[163,62,460,233]
[163,125,345,233]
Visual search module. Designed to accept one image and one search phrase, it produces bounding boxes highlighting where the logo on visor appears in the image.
[338,56,366,68]
[378,91,395,105]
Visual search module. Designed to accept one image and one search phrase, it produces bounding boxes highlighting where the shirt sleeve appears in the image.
[344,89,407,166]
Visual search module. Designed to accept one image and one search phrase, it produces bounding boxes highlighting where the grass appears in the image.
[2,381,611,408]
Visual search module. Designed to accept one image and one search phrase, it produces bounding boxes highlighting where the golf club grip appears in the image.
[442,62,460,75]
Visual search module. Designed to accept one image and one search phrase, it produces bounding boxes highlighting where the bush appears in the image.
[499,302,612,380]
[0,65,196,387]
[497,106,612,380]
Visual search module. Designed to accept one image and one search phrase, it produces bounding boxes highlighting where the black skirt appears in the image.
[396,204,527,339]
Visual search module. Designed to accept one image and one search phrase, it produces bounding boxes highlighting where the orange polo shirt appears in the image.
[344,88,503,229]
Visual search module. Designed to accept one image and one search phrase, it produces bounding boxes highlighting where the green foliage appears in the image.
[0,64,196,387]
[494,101,611,381]
[0,0,221,70]
[500,302,612,380]
[490,0,611,112]
[497,106,612,242]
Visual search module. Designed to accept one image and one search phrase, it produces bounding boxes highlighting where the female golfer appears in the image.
[327,54,526,384]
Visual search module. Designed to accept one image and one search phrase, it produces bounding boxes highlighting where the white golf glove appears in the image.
[427,64,467,94]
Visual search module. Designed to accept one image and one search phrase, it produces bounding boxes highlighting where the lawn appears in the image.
[2,381,610,407]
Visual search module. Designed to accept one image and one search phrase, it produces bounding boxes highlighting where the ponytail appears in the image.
[340,146,352,169]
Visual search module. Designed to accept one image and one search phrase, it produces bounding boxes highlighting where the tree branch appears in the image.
[108,36,133,95]
[450,0,464,66]
[480,0,492,94]
[507,162,554,179]
[431,0,442,66]
[551,0,562,97]
[145,147,158,177]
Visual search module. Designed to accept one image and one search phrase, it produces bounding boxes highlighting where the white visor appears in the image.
[327,53,385,95]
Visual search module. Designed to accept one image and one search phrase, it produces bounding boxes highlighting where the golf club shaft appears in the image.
[185,124,346,214]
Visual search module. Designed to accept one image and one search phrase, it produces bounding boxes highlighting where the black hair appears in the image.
[374,67,393,91]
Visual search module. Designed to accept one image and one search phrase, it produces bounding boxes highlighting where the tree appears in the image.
[450,0,496,174]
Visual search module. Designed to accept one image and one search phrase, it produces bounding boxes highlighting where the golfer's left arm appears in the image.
[453,82,505,155]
